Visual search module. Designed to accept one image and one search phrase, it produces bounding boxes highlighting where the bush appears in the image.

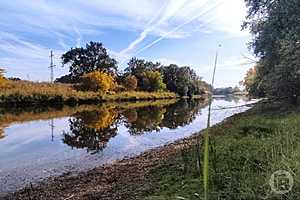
[141,70,166,92]
[81,71,116,93]
[124,75,138,91]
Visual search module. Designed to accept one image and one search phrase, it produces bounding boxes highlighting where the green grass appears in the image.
[141,102,300,200]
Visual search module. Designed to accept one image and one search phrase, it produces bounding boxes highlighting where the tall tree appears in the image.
[62,42,117,80]
[125,58,160,89]
[141,70,166,92]
[160,65,208,96]
[243,0,300,102]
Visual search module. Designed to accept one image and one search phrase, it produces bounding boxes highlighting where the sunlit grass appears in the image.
[142,102,300,199]
[0,80,177,105]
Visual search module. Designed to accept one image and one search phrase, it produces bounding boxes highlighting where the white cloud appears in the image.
[0,31,66,81]
[211,0,249,36]
[0,0,251,81]
[117,0,249,64]
[2,0,248,45]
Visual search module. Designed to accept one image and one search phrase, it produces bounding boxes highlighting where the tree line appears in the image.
[241,0,300,104]
[56,41,211,96]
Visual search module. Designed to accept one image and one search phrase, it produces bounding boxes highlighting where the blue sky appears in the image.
[0,0,256,87]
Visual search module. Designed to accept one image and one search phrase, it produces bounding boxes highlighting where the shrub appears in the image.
[81,71,116,93]
[124,75,138,91]
[141,70,166,92]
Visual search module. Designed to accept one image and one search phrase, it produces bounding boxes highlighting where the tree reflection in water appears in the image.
[63,107,119,154]
[123,99,208,135]
[63,99,208,154]
[123,106,166,135]
[162,99,206,129]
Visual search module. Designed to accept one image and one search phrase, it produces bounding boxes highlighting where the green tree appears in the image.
[62,42,117,80]
[141,70,166,92]
[125,58,160,89]
[243,0,300,102]
[159,64,179,93]
[160,65,208,96]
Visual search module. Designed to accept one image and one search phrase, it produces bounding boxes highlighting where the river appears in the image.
[0,96,256,194]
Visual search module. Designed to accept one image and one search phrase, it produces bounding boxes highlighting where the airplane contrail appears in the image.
[119,3,166,55]
[120,0,224,65]
[134,2,223,56]
[119,0,188,56]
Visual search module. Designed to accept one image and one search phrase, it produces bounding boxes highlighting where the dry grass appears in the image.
[0,80,177,105]
[102,91,177,101]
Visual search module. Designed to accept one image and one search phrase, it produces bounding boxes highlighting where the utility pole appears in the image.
[49,50,56,83]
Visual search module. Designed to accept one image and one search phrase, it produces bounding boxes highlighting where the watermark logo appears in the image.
[269,170,294,195]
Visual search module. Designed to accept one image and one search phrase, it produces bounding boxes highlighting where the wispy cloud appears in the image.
[0,31,65,80]
[0,0,250,82]
[73,26,82,48]
[133,2,221,56]
[117,0,222,65]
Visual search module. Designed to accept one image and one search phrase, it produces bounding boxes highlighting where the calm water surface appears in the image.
[0,97,256,194]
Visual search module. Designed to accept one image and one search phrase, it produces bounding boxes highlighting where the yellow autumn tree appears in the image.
[81,71,116,93]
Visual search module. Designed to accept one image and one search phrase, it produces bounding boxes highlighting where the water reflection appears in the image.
[163,99,204,129]
[0,97,255,194]
[63,109,119,154]
[62,100,208,152]
[123,106,166,135]
[213,95,248,103]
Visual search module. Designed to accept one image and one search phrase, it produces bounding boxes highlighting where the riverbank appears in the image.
[5,100,298,199]
[143,101,300,199]
[0,80,178,106]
